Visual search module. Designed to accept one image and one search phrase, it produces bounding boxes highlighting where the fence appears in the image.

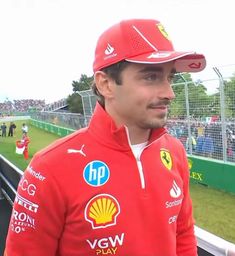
[167,65,235,164]
[31,111,87,130]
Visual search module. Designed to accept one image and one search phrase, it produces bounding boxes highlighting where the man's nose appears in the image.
[160,80,175,100]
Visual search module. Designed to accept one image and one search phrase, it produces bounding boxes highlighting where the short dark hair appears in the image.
[92,60,130,107]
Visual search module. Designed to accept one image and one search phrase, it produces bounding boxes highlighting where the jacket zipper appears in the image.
[136,151,146,189]
[124,126,147,190]
[124,126,166,190]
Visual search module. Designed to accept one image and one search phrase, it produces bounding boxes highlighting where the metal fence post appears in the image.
[179,74,192,154]
[213,67,227,162]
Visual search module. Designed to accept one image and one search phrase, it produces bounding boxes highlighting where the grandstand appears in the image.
[0,98,70,116]
[42,98,68,112]
[0,99,45,115]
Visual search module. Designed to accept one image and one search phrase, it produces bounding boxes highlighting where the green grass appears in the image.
[0,120,60,170]
[190,182,235,244]
[0,120,235,244]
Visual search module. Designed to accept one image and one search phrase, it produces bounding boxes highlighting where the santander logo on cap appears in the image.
[103,43,117,61]
[105,43,115,55]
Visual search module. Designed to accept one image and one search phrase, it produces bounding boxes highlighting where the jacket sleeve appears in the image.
[176,146,198,256]
[5,153,66,256]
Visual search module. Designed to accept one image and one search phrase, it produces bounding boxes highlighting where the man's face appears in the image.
[106,61,176,130]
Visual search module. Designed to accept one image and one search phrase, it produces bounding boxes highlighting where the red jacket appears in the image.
[5,103,197,256]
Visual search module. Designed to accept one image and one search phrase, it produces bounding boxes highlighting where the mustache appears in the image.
[147,99,171,108]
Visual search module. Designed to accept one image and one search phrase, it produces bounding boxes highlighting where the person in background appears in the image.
[15,133,30,159]
[21,133,30,160]
[202,128,214,158]
[21,123,28,135]
[186,133,197,152]
[1,122,7,137]
[8,122,16,137]
[5,18,206,256]
[195,134,205,156]
[197,123,204,137]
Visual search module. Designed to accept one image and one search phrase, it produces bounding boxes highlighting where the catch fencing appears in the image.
[167,66,235,164]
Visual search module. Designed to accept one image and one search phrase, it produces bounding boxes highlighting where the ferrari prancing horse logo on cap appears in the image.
[157,24,171,41]
[160,149,172,171]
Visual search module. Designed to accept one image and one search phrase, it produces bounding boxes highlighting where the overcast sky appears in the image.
[0,0,235,103]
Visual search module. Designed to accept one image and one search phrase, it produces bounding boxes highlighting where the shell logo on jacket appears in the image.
[84,193,120,229]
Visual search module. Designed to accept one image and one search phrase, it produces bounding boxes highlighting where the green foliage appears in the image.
[224,79,235,117]
[67,93,82,113]
[169,71,235,119]
[170,73,218,118]
[71,74,93,92]
[67,74,94,114]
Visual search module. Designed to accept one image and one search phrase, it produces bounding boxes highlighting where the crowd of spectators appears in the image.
[13,99,45,112]
[0,101,13,113]
[43,98,67,112]
[0,99,45,115]
[167,120,235,162]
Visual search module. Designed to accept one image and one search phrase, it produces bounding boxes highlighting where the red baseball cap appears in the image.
[93,19,206,73]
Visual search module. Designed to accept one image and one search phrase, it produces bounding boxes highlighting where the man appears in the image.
[5,19,206,255]
[1,122,7,137]
[20,133,30,160]
[8,122,16,137]
[21,123,28,135]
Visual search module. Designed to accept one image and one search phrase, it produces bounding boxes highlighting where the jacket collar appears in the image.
[88,102,167,150]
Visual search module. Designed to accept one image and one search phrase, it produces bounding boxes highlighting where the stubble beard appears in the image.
[151,115,167,128]
[145,100,170,129]
[142,113,168,129]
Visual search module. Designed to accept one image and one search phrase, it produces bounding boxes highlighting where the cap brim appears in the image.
[125,51,206,72]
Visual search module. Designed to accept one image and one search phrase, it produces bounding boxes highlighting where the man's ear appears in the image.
[94,71,115,99]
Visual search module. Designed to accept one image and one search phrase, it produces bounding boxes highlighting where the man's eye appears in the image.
[145,74,159,81]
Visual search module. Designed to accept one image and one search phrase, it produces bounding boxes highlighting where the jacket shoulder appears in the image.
[34,127,88,158]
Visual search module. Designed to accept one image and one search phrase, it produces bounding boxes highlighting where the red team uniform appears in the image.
[5,103,197,256]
